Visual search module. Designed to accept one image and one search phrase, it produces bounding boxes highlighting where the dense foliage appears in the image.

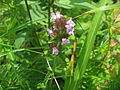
[0,0,120,90]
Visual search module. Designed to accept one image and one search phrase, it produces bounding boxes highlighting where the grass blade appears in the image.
[64,0,108,90]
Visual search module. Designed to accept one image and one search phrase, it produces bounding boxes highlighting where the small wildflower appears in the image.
[61,38,70,45]
[66,18,75,27]
[47,29,53,35]
[53,26,59,32]
[68,30,74,36]
[65,24,72,30]
[51,12,63,20]
[48,12,76,55]
[52,47,59,55]
[65,18,75,36]
[67,28,74,36]
[51,12,56,20]
[53,26,57,30]
[56,12,63,19]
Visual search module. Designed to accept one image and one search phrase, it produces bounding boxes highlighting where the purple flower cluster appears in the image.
[61,38,70,45]
[47,29,53,35]
[47,12,76,55]
[52,47,59,55]
[51,12,63,20]
[65,18,75,36]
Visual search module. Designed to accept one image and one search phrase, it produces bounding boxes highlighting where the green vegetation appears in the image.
[0,0,120,90]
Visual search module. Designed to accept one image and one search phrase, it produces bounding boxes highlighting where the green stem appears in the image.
[24,0,32,21]
[52,0,55,12]
[24,0,40,46]
[64,0,108,90]
[48,0,51,29]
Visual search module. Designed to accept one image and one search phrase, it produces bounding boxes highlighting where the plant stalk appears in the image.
[24,0,40,47]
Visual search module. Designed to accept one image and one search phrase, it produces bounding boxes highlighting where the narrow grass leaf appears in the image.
[64,0,108,90]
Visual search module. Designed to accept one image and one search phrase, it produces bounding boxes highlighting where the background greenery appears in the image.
[0,0,120,90]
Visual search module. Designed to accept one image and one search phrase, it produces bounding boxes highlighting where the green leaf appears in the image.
[99,3,120,11]
[30,3,45,21]
[0,21,31,37]
[0,85,3,90]
[14,32,27,48]
[0,5,9,10]
[54,0,96,9]
[64,0,109,90]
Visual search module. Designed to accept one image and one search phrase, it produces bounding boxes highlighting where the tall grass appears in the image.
[0,0,120,89]
[64,0,120,90]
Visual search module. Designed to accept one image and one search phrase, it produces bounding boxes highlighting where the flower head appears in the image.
[66,18,75,27]
[51,12,56,20]
[52,47,59,55]
[65,24,72,30]
[68,30,74,36]
[61,38,70,45]
[65,18,75,36]
[67,28,74,36]
[47,29,53,35]
[51,12,63,20]
[56,12,63,19]
[48,12,75,55]
[53,26,59,32]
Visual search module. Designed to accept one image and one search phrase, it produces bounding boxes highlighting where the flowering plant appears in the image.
[47,12,76,55]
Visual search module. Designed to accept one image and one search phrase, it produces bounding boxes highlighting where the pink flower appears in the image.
[51,12,56,20]
[66,28,74,36]
[65,18,75,36]
[61,38,70,45]
[66,18,76,27]
[52,47,59,55]
[51,12,63,20]
[53,26,59,32]
[47,29,53,35]
[68,30,74,36]
[56,12,63,19]
[65,24,72,30]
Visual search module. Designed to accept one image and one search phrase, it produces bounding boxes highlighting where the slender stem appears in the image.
[46,57,61,90]
[48,0,51,29]
[24,0,32,21]
[24,0,40,46]
[48,0,51,41]
[70,39,77,80]
[52,0,55,12]
[75,19,85,31]
[73,10,95,20]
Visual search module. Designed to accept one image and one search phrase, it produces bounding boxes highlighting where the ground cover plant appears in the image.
[0,0,120,90]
